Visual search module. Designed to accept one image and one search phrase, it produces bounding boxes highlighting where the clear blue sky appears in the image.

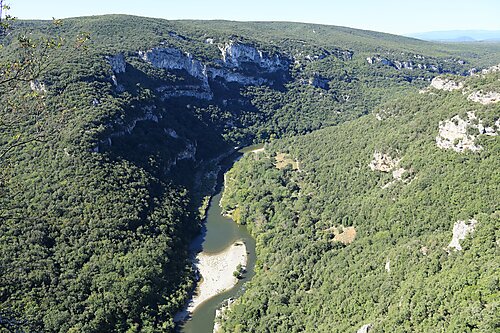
[8,0,500,35]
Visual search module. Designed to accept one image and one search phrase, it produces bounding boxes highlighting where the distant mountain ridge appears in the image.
[407,30,500,42]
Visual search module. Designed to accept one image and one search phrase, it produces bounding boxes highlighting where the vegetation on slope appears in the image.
[1,14,499,332]
[219,72,499,332]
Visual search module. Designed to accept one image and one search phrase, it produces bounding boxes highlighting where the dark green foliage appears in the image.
[219,73,499,332]
[1,14,499,332]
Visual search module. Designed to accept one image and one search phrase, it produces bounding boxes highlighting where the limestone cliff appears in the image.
[436,112,498,153]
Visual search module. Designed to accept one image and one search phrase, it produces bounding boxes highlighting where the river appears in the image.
[179,144,263,333]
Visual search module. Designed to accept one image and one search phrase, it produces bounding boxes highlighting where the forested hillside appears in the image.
[219,70,499,332]
[1,14,499,332]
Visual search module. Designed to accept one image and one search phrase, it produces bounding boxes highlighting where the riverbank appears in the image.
[190,241,247,313]
[179,144,260,333]
[175,241,248,322]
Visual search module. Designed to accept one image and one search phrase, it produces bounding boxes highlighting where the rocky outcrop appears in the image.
[422,73,499,105]
[139,50,210,97]
[448,219,478,251]
[380,167,410,189]
[435,112,498,152]
[91,107,164,152]
[139,44,287,90]
[213,298,235,333]
[366,56,395,67]
[298,48,353,62]
[436,115,479,152]
[373,108,396,121]
[391,167,406,181]
[462,63,499,77]
[394,60,414,70]
[467,91,500,105]
[218,41,288,72]
[370,152,413,188]
[139,47,209,86]
[30,80,47,93]
[366,54,468,75]
[110,110,160,139]
[209,67,268,85]
[367,56,423,70]
[106,53,127,89]
[337,49,354,61]
[106,53,126,74]
[369,152,400,172]
[479,63,500,75]
[306,74,330,89]
[168,31,188,41]
[430,77,464,91]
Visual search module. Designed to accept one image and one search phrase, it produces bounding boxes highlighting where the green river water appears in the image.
[180,145,263,333]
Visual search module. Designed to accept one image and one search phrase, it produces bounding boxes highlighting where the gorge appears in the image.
[0,15,499,333]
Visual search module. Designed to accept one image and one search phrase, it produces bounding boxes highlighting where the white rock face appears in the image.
[366,56,394,67]
[394,60,414,70]
[140,46,281,88]
[219,41,287,71]
[381,167,409,189]
[370,152,412,189]
[357,323,373,333]
[467,91,500,105]
[105,54,126,89]
[436,113,488,152]
[369,152,400,172]
[30,80,46,93]
[110,75,119,87]
[139,47,218,98]
[480,63,500,75]
[367,54,448,73]
[448,219,478,251]
[106,53,126,74]
[392,168,406,181]
[139,47,209,86]
[385,259,391,272]
[209,67,268,85]
[430,77,464,91]
[485,119,500,136]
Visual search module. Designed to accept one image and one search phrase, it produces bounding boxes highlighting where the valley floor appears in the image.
[175,241,247,322]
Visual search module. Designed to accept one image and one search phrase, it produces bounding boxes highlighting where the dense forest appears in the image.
[0,14,499,332]
[219,71,499,332]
